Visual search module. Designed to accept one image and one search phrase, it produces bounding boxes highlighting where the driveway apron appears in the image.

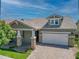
[28,44,76,59]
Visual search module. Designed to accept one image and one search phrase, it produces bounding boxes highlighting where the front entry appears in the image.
[35,30,39,43]
[20,31,32,46]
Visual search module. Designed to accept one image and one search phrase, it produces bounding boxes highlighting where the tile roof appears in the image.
[5,16,77,30]
[20,18,48,29]
[59,16,77,29]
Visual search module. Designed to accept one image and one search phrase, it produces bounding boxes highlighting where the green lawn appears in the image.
[74,38,79,48]
[76,52,79,59]
[0,49,32,59]
[74,38,79,59]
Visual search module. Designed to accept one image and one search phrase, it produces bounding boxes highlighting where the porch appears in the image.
[14,29,36,52]
[8,20,36,52]
[1,29,36,52]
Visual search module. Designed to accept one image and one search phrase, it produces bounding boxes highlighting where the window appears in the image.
[55,20,59,25]
[50,19,59,25]
[50,20,54,24]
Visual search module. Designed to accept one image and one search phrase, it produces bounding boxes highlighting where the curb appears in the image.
[27,50,35,59]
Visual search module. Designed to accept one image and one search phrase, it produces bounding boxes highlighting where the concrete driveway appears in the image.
[28,44,76,59]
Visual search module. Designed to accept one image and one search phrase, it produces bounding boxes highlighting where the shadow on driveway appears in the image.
[38,43,69,49]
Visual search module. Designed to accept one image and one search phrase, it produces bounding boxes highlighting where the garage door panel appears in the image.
[42,33,68,45]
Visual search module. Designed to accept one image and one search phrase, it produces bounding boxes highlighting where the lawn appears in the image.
[0,49,32,59]
[74,38,79,48]
[74,38,79,59]
[76,52,79,59]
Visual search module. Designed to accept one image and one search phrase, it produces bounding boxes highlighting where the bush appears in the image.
[0,20,16,46]
[75,38,79,42]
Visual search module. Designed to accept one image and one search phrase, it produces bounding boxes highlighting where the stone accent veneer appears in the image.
[31,37,36,50]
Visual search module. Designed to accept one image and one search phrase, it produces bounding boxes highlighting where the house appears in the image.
[75,20,79,38]
[6,16,77,49]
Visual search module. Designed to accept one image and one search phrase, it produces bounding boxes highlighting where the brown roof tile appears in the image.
[5,17,77,30]
[21,18,48,29]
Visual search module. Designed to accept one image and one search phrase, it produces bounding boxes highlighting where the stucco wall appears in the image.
[40,29,75,32]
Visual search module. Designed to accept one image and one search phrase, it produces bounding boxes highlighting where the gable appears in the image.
[42,17,77,30]
[21,19,48,30]
[9,20,33,29]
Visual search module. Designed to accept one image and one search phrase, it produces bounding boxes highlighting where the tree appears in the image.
[0,20,16,46]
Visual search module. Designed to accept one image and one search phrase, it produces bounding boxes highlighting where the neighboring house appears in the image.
[5,16,77,49]
[75,20,79,38]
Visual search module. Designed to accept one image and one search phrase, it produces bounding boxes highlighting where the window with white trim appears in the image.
[50,19,59,25]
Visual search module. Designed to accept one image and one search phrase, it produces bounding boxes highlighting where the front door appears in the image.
[21,31,32,46]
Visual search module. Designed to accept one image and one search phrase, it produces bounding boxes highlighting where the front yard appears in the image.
[76,52,79,59]
[74,38,79,48]
[74,38,79,59]
[0,49,32,59]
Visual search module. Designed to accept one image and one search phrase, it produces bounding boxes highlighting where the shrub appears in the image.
[0,20,16,46]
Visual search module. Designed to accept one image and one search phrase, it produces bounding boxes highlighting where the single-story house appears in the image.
[75,20,79,38]
[5,16,77,49]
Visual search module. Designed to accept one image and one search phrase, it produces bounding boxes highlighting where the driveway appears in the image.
[28,44,76,59]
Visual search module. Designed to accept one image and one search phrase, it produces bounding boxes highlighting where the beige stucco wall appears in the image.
[40,29,75,32]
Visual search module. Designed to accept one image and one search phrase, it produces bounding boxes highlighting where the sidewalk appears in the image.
[0,55,13,59]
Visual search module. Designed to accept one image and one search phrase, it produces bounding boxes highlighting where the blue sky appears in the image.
[0,0,79,22]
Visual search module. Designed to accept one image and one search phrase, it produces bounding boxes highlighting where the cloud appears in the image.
[1,0,56,10]
[2,0,22,6]
[57,0,78,15]
[56,0,78,21]
[1,0,78,21]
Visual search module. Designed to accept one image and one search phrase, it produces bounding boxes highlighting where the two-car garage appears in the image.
[42,32,70,46]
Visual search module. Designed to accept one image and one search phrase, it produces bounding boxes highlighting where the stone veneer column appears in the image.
[16,30,22,47]
[31,30,36,50]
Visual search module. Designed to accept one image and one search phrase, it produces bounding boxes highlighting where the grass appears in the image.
[0,48,32,59]
[76,52,79,59]
[74,38,79,59]
[74,38,79,48]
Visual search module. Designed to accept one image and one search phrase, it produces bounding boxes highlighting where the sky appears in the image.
[0,0,79,22]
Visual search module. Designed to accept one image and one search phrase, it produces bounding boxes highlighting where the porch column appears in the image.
[31,30,36,49]
[16,30,22,47]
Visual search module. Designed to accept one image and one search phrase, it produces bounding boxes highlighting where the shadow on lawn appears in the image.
[0,48,31,53]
